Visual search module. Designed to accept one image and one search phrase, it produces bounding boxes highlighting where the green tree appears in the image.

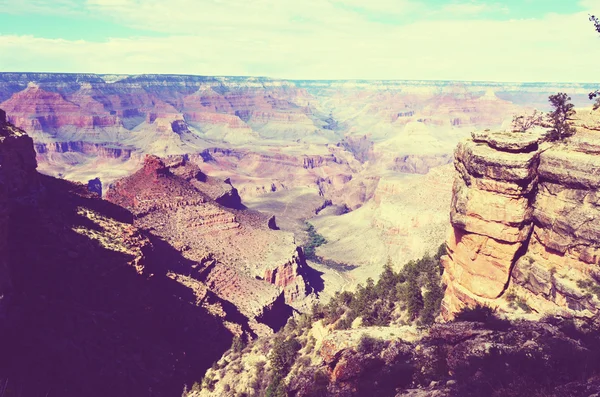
[376,258,398,299]
[269,337,301,376]
[588,16,600,108]
[547,93,576,141]
[231,335,245,353]
[405,277,424,320]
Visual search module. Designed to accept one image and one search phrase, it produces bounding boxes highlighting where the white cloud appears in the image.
[0,0,598,81]
[580,0,600,12]
[442,2,509,15]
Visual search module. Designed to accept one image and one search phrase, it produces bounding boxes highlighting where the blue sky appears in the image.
[0,0,598,81]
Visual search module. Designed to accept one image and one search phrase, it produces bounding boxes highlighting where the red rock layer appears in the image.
[107,154,313,326]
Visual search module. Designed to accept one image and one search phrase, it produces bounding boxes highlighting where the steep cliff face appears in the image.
[442,126,600,320]
[0,109,242,396]
[0,109,38,321]
[263,247,311,302]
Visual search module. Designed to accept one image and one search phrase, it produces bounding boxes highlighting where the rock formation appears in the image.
[106,154,314,329]
[0,110,242,396]
[442,124,600,320]
[192,314,600,397]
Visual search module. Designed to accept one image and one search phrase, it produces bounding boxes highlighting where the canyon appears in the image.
[1,73,595,291]
[1,72,600,397]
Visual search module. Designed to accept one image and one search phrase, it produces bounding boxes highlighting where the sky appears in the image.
[0,0,599,81]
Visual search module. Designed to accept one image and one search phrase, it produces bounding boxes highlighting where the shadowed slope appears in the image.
[0,112,236,397]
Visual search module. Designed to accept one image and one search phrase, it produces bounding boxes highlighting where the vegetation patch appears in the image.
[303,222,327,261]
[312,244,446,329]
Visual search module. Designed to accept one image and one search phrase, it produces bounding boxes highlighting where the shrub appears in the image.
[312,370,330,396]
[511,110,546,132]
[191,381,201,392]
[454,305,495,322]
[577,279,600,299]
[265,376,287,397]
[357,334,385,354]
[269,337,301,376]
[334,316,353,330]
[231,336,246,353]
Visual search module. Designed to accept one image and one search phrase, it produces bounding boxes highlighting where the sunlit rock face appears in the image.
[442,119,600,321]
[106,154,313,330]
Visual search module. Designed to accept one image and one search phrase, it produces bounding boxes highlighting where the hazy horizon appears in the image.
[0,71,599,86]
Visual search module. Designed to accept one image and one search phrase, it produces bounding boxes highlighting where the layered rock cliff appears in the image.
[442,125,600,320]
[0,109,244,396]
[106,154,314,330]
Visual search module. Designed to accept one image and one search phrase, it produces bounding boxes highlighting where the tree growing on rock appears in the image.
[588,15,600,108]
[546,93,576,141]
[510,109,546,132]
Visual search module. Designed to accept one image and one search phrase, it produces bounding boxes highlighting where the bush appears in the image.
[334,316,353,330]
[454,305,495,322]
[269,337,301,376]
[265,376,287,397]
[231,336,245,353]
[312,370,330,396]
[577,279,600,299]
[191,381,201,392]
[357,334,385,354]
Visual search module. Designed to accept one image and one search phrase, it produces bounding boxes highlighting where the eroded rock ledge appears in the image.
[442,129,600,320]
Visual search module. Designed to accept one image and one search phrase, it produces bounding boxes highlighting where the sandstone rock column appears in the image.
[441,131,541,318]
[511,130,600,318]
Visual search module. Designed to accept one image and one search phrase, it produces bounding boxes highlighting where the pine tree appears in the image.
[406,277,424,320]
[547,93,576,141]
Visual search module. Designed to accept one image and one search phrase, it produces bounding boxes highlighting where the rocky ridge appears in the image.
[442,118,600,320]
[0,109,243,396]
[106,154,315,330]
[191,311,600,397]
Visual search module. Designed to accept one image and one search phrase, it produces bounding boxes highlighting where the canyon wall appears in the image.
[0,109,39,321]
[0,109,245,396]
[106,154,314,329]
[442,126,600,320]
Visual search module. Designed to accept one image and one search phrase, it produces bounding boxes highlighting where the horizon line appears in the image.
[0,71,598,86]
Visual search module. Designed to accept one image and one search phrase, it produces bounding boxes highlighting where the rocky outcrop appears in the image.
[0,109,242,396]
[87,177,102,197]
[107,154,313,331]
[194,316,600,397]
[393,154,453,174]
[263,247,310,302]
[0,110,39,321]
[442,128,600,320]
